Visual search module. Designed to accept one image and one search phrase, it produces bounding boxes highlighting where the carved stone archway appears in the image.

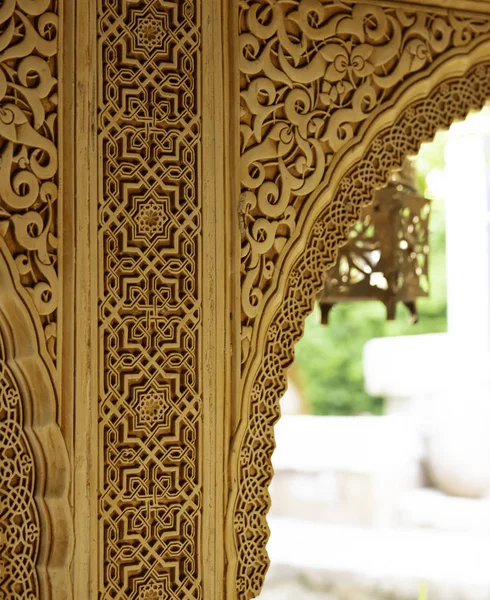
[4,1,490,599]
[228,3,490,598]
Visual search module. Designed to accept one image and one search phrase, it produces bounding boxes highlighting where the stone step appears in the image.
[269,415,423,528]
[258,516,490,600]
[397,487,490,534]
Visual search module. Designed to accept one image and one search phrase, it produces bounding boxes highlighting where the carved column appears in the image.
[0,1,73,598]
[72,0,236,598]
[1,0,237,598]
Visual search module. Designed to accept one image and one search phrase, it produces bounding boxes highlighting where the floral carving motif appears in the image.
[136,15,165,51]
[137,388,168,424]
[138,581,165,600]
[239,0,490,367]
[234,2,490,597]
[0,0,59,361]
[235,63,490,597]
[134,198,168,241]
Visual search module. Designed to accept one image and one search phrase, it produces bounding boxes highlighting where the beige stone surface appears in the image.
[2,1,490,599]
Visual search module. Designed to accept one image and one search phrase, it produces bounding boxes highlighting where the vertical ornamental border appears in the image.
[97,1,203,598]
[231,2,490,598]
[0,0,60,364]
[0,244,72,600]
[0,1,73,599]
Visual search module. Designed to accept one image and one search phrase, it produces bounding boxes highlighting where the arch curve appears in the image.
[229,5,490,597]
[0,240,72,599]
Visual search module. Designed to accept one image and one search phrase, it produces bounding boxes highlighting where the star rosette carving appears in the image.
[136,15,165,51]
[137,388,168,424]
[132,382,172,433]
[132,195,170,244]
[129,7,174,59]
[98,1,201,594]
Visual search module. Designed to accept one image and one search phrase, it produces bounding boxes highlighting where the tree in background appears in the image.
[293,132,448,416]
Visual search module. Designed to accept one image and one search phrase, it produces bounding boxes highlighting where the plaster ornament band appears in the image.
[0,243,72,600]
[97,1,203,597]
[0,1,72,598]
[232,1,490,598]
[0,327,41,598]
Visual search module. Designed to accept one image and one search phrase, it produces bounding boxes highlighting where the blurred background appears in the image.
[257,107,490,600]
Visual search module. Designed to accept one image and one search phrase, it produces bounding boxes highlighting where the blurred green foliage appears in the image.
[293,133,449,415]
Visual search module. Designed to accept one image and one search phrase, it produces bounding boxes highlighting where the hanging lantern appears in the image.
[318,159,431,324]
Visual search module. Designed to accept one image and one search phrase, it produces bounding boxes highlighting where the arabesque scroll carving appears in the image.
[0,0,59,362]
[239,0,490,366]
[97,1,203,597]
[0,1,68,598]
[235,59,490,600]
[233,2,490,597]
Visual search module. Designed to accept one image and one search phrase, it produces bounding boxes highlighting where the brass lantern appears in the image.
[318,159,431,324]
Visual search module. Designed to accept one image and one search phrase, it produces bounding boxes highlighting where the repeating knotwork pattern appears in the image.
[97,1,202,598]
[239,0,490,366]
[234,60,490,599]
[0,333,40,599]
[0,0,59,362]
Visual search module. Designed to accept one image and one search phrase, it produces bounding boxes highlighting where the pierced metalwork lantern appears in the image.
[318,159,431,324]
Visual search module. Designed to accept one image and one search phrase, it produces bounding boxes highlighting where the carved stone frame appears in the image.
[0,241,72,599]
[5,1,490,599]
[227,3,490,598]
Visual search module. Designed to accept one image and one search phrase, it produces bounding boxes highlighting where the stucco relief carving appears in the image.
[0,245,71,600]
[0,0,59,362]
[233,2,490,599]
[97,1,203,597]
[0,329,40,598]
[0,2,71,599]
[239,0,490,365]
